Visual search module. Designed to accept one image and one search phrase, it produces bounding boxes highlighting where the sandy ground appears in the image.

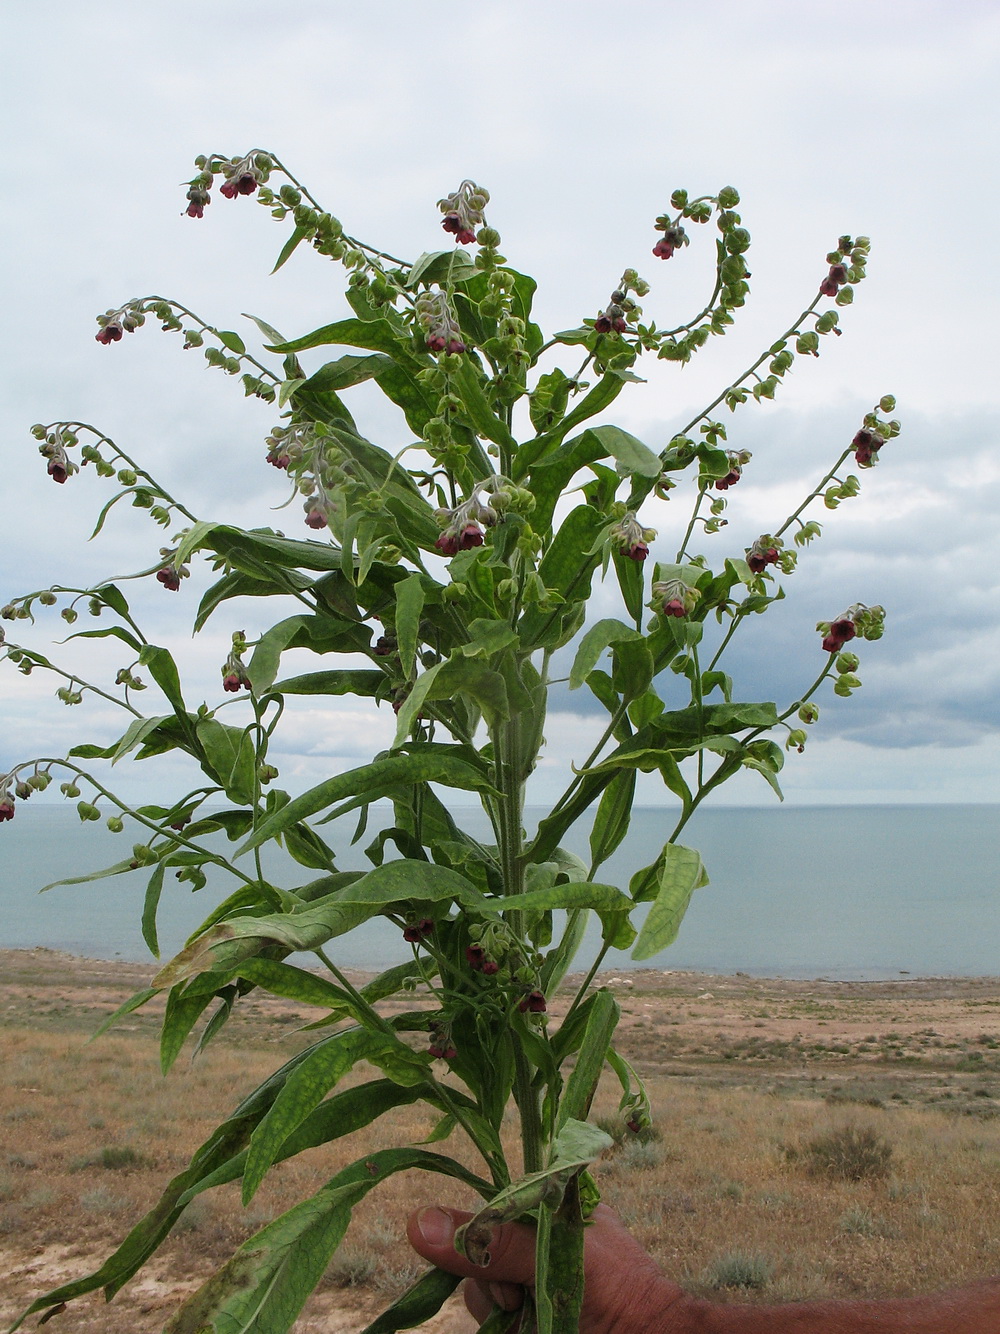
[2,949,999,1332]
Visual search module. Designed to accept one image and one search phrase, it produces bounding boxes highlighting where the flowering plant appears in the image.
[3,150,897,1334]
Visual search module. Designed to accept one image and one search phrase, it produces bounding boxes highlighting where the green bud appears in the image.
[835,651,860,674]
[60,782,81,798]
[61,607,78,623]
[798,702,820,724]
[785,729,808,751]
[77,801,101,822]
[38,591,57,606]
[106,815,125,833]
[670,188,688,209]
[718,186,740,208]
[823,487,842,510]
[834,286,854,306]
[879,394,896,413]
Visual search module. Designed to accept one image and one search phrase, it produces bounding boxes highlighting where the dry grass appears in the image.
[2,950,1000,1330]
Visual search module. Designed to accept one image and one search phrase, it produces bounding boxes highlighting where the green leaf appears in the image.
[270,226,308,273]
[196,718,257,805]
[395,571,424,681]
[449,358,518,450]
[405,249,479,288]
[40,858,138,893]
[243,1027,398,1203]
[569,619,642,690]
[138,644,186,716]
[269,668,385,698]
[557,991,620,1128]
[360,1268,463,1334]
[160,983,217,1074]
[89,986,161,1041]
[217,329,247,355]
[611,637,654,703]
[235,958,356,1012]
[612,548,645,624]
[302,351,396,392]
[589,769,636,873]
[164,1149,490,1334]
[631,843,709,961]
[247,615,315,695]
[141,863,166,959]
[237,752,497,858]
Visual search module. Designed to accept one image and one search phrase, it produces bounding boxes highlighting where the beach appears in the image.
[2,949,1000,1332]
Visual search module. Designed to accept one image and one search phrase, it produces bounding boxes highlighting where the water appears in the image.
[1,805,998,979]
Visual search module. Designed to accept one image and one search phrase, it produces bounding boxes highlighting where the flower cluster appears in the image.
[652,220,689,261]
[652,577,699,619]
[184,153,273,218]
[609,512,656,562]
[156,549,189,592]
[428,1020,457,1061]
[437,180,490,245]
[402,917,434,944]
[0,776,14,823]
[415,290,466,355]
[715,449,752,490]
[434,484,507,556]
[746,535,783,575]
[95,306,142,345]
[818,602,885,654]
[37,432,79,485]
[819,234,870,304]
[222,631,251,693]
[465,943,499,975]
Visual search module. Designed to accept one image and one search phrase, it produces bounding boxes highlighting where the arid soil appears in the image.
[2,949,999,1332]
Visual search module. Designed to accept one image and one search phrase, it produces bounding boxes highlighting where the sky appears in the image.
[2,0,1000,811]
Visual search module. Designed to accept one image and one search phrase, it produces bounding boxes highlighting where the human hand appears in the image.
[406,1202,689,1334]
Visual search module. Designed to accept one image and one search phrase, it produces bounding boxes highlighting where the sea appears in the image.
[1,804,998,980]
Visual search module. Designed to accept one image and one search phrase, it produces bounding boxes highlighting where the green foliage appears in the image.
[2,153,899,1332]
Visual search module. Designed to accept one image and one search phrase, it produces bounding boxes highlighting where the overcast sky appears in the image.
[2,0,999,809]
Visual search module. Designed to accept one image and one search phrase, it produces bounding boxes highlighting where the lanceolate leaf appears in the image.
[630,843,709,961]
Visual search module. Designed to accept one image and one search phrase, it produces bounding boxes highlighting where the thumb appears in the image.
[407,1206,537,1285]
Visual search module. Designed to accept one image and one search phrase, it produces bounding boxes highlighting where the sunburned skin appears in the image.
[407,1204,1000,1334]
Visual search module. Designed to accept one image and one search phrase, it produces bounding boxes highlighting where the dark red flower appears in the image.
[481,959,499,976]
[829,264,848,285]
[373,636,396,657]
[435,532,460,557]
[0,800,14,822]
[234,172,258,196]
[305,508,328,530]
[652,238,675,260]
[624,541,649,562]
[852,427,882,468]
[626,1115,643,1134]
[267,452,290,470]
[518,990,547,1014]
[426,332,448,352]
[819,276,839,298]
[445,336,467,354]
[458,523,484,550]
[821,618,857,653]
[428,1040,457,1060]
[156,567,181,591]
[466,943,487,971]
[594,315,613,334]
[47,459,68,484]
[170,816,191,831]
[456,228,476,245]
[613,315,627,333]
[95,323,123,345]
[715,469,741,490]
[223,671,246,692]
[662,598,687,618]
[403,918,434,943]
[747,546,780,575]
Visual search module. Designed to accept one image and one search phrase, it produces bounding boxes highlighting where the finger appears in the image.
[464,1280,525,1325]
[407,1207,538,1284]
[464,1280,492,1322]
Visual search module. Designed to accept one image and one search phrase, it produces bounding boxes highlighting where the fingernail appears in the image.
[416,1207,455,1248]
[489,1282,519,1311]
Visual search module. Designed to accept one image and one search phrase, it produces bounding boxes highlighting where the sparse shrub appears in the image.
[703,1249,775,1290]
[70,1145,148,1172]
[322,1248,379,1289]
[798,1124,893,1181]
[79,1187,130,1215]
[839,1207,898,1238]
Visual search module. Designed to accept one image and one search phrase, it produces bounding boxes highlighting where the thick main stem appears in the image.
[496,713,545,1173]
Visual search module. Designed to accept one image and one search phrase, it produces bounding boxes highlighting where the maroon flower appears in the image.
[156,567,181,591]
[220,171,260,199]
[624,540,649,562]
[747,546,780,575]
[170,816,191,831]
[185,186,210,219]
[428,1039,457,1060]
[223,671,247,692]
[267,452,290,470]
[466,943,491,971]
[852,427,882,468]
[662,598,687,618]
[518,990,547,1014]
[481,959,500,976]
[47,459,68,484]
[186,201,205,219]
[95,323,123,345]
[0,799,14,822]
[373,635,397,657]
[435,531,461,557]
[821,618,857,653]
[403,918,434,943]
[441,212,462,234]
[715,469,742,491]
[305,508,328,530]
[445,336,467,354]
[819,276,839,297]
[829,264,848,285]
[652,238,675,260]
[458,523,484,550]
[594,315,613,334]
